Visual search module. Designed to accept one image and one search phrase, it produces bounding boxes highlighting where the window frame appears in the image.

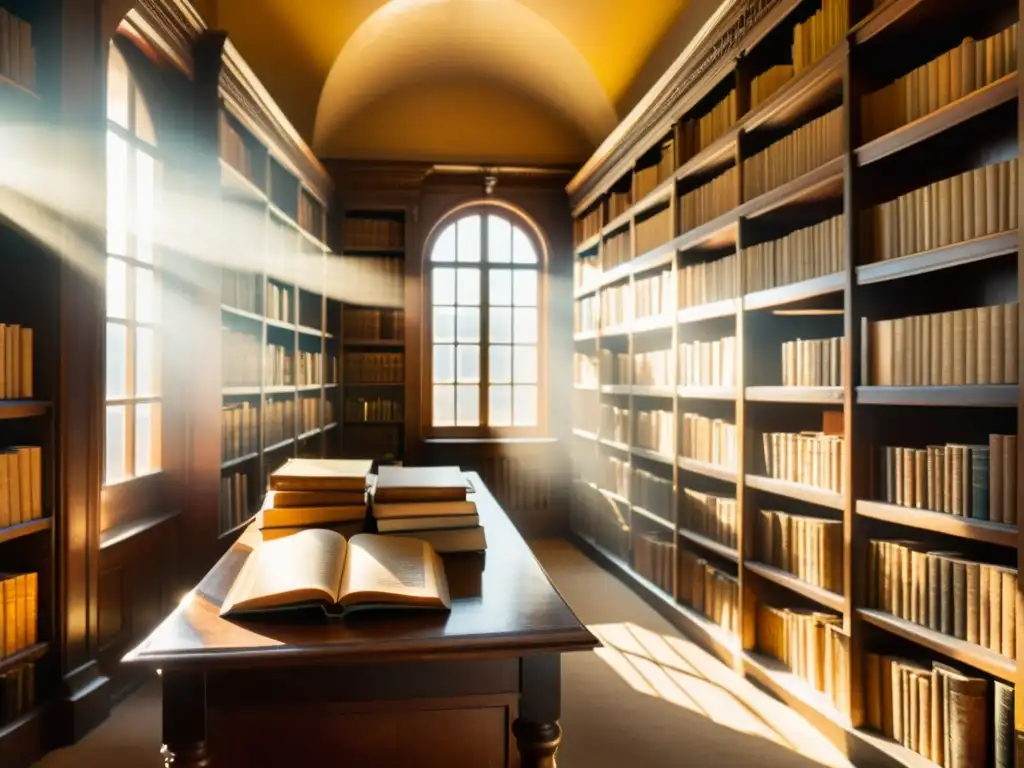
[422,202,549,438]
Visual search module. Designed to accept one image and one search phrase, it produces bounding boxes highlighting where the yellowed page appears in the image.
[338,534,451,609]
[219,528,347,616]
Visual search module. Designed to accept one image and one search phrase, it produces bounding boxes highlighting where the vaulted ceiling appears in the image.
[201,0,694,165]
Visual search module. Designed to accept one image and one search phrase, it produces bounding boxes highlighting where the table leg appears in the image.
[161,669,212,767]
[516,654,561,768]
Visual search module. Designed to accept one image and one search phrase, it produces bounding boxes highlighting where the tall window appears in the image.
[429,210,542,430]
[104,42,161,484]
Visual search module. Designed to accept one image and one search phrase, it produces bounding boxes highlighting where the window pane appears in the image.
[513,269,538,307]
[135,89,156,145]
[456,307,479,343]
[513,307,537,343]
[136,151,155,263]
[433,267,456,305]
[433,385,455,426]
[106,258,127,319]
[455,384,479,426]
[135,265,158,323]
[489,269,512,306]
[106,132,128,256]
[489,385,512,426]
[134,402,159,475]
[433,306,455,342]
[136,327,158,396]
[488,216,512,263]
[107,45,129,129]
[456,268,480,305]
[512,226,538,263]
[105,405,127,483]
[106,322,128,399]
[456,215,481,262]
[432,224,456,262]
[489,345,511,383]
[490,307,512,343]
[457,345,479,383]
[514,385,538,426]
[433,344,455,383]
[514,345,537,383]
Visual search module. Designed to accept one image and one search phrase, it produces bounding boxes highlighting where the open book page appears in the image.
[338,534,451,610]
[219,529,348,616]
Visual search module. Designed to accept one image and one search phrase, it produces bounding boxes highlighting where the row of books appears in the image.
[680,167,738,231]
[574,207,602,247]
[342,217,404,251]
[781,337,844,387]
[868,302,1019,386]
[757,605,849,715]
[757,509,842,592]
[0,662,35,729]
[221,270,261,315]
[603,229,630,271]
[264,398,296,447]
[634,138,676,201]
[220,470,252,533]
[296,350,332,386]
[791,0,847,75]
[219,113,253,182]
[863,654,1008,768]
[761,429,846,494]
[679,549,739,636]
[574,252,601,292]
[0,10,35,92]
[222,403,257,461]
[602,349,630,385]
[864,25,1019,142]
[600,455,630,498]
[743,107,842,199]
[343,257,404,310]
[635,209,673,258]
[743,214,844,293]
[876,437,1017,524]
[635,349,671,387]
[266,343,294,386]
[297,193,322,238]
[344,397,402,424]
[679,89,738,166]
[609,188,632,221]
[265,283,292,323]
[0,446,41,528]
[634,269,673,319]
[634,409,673,456]
[599,284,630,328]
[678,253,740,309]
[679,336,737,388]
[600,404,629,444]
[343,353,404,384]
[222,329,262,386]
[0,573,38,658]
[877,158,1019,266]
[633,469,672,516]
[298,395,322,434]
[573,353,600,388]
[633,531,674,594]
[681,488,737,549]
[868,540,1017,659]
[575,295,599,334]
[680,413,737,468]
[343,308,404,341]
[0,324,32,399]
[750,64,793,110]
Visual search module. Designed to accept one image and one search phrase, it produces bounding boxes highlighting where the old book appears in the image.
[999,567,1015,656]
[1004,302,1018,383]
[261,503,366,529]
[269,459,372,493]
[269,489,367,507]
[373,500,477,520]
[989,565,1002,654]
[989,303,1005,383]
[947,672,988,768]
[994,680,1013,768]
[951,558,967,639]
[964,561,980,644]
[977,304,991,384]
[377,512,481,532]
[990,434,1004,523]
[220,529,451,618]
[1002,435,1017,525]
[964,308,977,384]
[374,465,469,503]
[385,525,487,554]
[952,310,966,384]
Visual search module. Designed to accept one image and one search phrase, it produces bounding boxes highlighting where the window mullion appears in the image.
[479,217,489,428]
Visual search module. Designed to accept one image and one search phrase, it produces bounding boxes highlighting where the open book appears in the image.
[219,529,451,618]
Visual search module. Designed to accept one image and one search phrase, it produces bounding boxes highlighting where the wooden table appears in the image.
[123,473,598,767]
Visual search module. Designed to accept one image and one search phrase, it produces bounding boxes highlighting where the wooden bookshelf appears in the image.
[568,0,1024,762]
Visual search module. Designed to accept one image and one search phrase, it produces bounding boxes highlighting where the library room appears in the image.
[0,0,1020,766]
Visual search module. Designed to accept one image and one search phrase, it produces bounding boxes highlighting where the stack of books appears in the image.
[372,466,486,553]
[260,458,372,540]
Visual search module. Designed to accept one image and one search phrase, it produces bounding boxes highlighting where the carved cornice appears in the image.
[219,40,333,205]
[567,0,782,211]
[125,0,207,76]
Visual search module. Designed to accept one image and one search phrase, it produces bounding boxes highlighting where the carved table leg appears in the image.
[517,654,562,768]
[161,670,212,767]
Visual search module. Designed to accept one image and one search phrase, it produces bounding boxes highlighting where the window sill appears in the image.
[100,508,180,550]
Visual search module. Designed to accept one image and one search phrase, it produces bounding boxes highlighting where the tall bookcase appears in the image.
[338,209,407,462]
[569,0,1024,763]
[217,107,339,536]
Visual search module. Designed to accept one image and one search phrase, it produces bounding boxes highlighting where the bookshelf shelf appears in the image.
[856,500,1017,547]
[677,298,740,326]
[856,385,1020,408]
[220,304,263,323]
[573,330,600,342]
[745,561,846,612]
[0,400,50,420]
[296,324,324,337]
[599,437,630,452]
[342,247,405,256]
[677,457,738,483]
[600,323,631,339]
[678,527,739,563]
[676,128,739,184]
[590,483,629,507]
[742,42,847,133]
[632,313,675,334]
[632,176,675,218]
[675,212,738,254]
[324,422,338,431]
[343,339,405,348]
[677,386,737,400]
[745,475,844,511]
[0,642,48,678]
[600,385,631,395]
[574,233,601,256]
[632,505,674,531]
[297,428,321,441]
[745,386,844,404]
[855,230,1018,286]
[856,73,1018,167]
[602,208,633,239]
[296,384,322,393]
[632,386,674,398]
[572,428,598,441]
[222,386,261,396]
[0,517,52,546]
[264,437,295,453]
[740,156,845,220]
[631,446,673,466]
[858,608,1016,683]
[220,452,258,471]
[743,272,845,311]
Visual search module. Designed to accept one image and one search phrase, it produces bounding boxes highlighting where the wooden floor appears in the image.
[34,539,854,768]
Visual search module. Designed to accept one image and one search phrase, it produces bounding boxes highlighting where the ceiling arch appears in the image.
[312,0,617,158]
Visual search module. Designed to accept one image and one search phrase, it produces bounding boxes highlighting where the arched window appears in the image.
[104,41,161,484]
[428,208,544,431]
